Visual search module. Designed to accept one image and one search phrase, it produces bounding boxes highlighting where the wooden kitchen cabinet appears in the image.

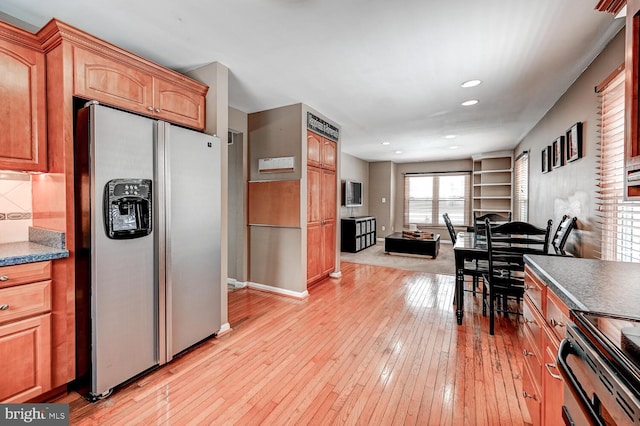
[523,265,567,425]
[73,46,206,130]
[307,164,336,284]
[0,261,53,403]
[626,0,640,198]
[307,130,337,171]
[0,21,47,172]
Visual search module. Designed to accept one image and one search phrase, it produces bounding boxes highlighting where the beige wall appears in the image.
[514,28,625,258]
[340,153,369,218]
[228,107,248,283]
[369,161,394,237]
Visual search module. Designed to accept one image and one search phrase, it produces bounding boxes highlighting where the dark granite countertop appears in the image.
[0,227,69,267]
[524,254,640,319]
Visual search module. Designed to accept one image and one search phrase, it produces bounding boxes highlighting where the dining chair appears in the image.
[482,218,553,335]
[443,212,486,296]
[473,212,512,236]
[551,215,577,256]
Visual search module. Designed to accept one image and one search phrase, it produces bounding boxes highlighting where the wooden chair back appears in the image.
[551,215,577,255]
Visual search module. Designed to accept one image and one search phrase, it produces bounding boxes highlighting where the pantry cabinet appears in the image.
[0,261,53,403]
[0,21,47,172]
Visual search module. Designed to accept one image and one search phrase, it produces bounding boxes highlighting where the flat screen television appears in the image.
[343,180,363,207]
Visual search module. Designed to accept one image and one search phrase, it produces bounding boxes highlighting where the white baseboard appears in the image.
[227,278,247,289]
[247,281,309,299]
[329,271,342,278]
[217,322,231,337]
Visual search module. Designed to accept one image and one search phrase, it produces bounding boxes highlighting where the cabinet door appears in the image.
[0,314,51,402]
[73,47,153,117]
[307,223,323,282]
[307,130,322,167]
[0,39,47,172]
[153,77,205,130]
[522,361,541,426]
[322,139,337,171]
[321,169,336,221]
[322,220,336,275]
[543,342,564,425]
[307,166,322,224]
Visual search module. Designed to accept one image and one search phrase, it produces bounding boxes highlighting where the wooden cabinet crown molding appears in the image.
[595,0,626,14]
[37,18,208,96]
[0,20,42,50]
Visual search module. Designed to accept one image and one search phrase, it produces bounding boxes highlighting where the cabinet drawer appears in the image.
[522,323,543,389]
[522,360,541,426]
[523,297,543,354]
[0,281,52,324]
[0,261,51,290]
[546,290,569,342]
[524,266,545,314]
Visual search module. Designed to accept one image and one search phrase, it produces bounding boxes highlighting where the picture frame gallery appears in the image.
[541,121,583,173]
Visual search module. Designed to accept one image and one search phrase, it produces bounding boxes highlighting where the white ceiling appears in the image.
[0,0,624,163]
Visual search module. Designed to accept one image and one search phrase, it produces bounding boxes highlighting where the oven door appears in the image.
[558,328,640,426]
[558,338,602,425]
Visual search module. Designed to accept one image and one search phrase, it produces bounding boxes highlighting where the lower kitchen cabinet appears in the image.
[0,314,51,402]
[523,265,567,425]
[0,261,53,403]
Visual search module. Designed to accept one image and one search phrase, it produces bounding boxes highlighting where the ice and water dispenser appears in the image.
[103,178,152,239]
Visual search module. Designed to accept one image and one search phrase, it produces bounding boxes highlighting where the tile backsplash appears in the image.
[0,172,33,244]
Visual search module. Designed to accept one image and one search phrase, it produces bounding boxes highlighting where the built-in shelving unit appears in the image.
[472,151,513,217]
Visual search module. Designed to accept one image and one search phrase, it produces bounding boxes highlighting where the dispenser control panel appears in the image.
[104,178,152,239]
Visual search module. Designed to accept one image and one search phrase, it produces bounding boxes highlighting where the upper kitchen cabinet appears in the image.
[40,19,207,130]
[0,21,47,172]
[627,0,640,198]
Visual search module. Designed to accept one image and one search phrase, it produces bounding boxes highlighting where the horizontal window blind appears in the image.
[514,152,529,222]
[596,67,640,262]
[403,172,471,227]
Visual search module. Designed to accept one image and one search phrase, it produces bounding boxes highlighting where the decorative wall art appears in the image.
[565,122,583,163]
[542,146,551,174]
[552,136,565,169]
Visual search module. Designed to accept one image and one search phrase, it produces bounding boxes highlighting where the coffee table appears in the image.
[384,232,440,258]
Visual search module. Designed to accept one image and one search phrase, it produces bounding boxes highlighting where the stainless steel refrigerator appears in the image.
[75,102,221,399]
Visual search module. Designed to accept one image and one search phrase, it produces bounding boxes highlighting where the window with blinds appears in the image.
[596,66,640,262]
[513,152,529,222]
[403,172,471,226]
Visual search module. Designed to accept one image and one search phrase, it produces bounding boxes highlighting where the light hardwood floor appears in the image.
[55,262,530,425]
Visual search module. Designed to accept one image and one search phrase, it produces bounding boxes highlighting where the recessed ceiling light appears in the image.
[381,141,391,145]
[461,99,479,106]
[461,79,482,88]
[449,145,459,150]
[395,150,403,154]
[445,134,456,139]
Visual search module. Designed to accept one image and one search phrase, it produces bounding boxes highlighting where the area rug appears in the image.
[340,241,455,275]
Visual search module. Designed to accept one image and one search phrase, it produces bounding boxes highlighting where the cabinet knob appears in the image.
[0,304,9,311]
[147,106,154,111]
[522,349,534,357]
[155,108,161,113]
[550,318,565,328]
[522,391,537,400]
[0,276,8,281]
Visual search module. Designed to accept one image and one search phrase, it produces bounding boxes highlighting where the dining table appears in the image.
[452,231,488,325]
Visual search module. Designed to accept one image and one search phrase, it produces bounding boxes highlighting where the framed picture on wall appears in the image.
[566,122,583,162]
[542,146,551,173]
[552,136,565,169]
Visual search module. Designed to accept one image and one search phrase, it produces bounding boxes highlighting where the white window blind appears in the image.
[403,172,471,226]
[514,151,529,222]
[596,66,640,262]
